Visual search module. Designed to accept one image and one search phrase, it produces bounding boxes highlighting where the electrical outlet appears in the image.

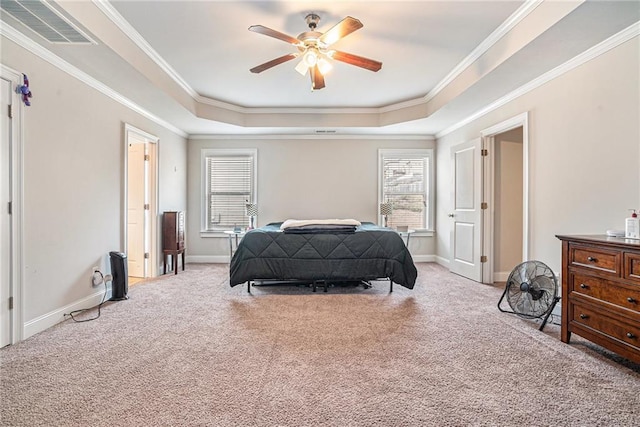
[91,268,104,286]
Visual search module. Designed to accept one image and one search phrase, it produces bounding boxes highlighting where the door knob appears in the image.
[448,214,455,217]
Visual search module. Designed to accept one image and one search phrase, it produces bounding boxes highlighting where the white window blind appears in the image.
[206,155,254,230]
[380,150,432,230]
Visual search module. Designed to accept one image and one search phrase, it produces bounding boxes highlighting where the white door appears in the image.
[450,138,483,282]
[127,140,146,277]
[1,78,12,347]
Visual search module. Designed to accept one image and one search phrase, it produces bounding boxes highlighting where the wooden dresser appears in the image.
[162,211,185,274]
[557,235,640,363]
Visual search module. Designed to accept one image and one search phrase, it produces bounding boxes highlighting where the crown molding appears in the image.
[368,0,544,114]
[189,134,435,141]
[1,23,188,138]
[242,106,380,115]
[424,0,543,104]
[1,19,426,135]
[195,93,383,115]
[94,0,405,115]
[436,21,640,139]
[91,0,431,117]
[92,0,197,99]
[89,0,543,121]
[378,97,428,114]
[6,2,635,140]
[194,94,247,113]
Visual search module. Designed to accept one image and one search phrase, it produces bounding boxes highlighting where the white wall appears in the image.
[1,36,187,337]
[186,137,436,261]
[436,37,640,274]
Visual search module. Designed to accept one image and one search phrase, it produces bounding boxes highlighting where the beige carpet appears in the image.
[1,263,638,426]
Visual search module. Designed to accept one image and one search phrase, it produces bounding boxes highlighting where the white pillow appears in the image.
[280,219,361,230]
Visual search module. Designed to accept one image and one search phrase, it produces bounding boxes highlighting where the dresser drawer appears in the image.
[624,252,640,284]
[572,303,640,350]
[569,244,620,276]
[571,273,640,313]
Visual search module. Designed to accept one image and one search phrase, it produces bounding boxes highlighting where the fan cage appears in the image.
[498,260,560,331]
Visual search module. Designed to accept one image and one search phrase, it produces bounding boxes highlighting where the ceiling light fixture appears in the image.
[249,14,382,90]
[317,57,332,75]
[294,59,309,76]
[295,49,333,77]
[303,48,318,67]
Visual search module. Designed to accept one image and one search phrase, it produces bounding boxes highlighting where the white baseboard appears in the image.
[494,271,511,282]
[186,255,229,264]
[494,271,562,283]
[435,256,450,267]
[188,255,439,264]
[23,287,111,340]
[412,255,436,263]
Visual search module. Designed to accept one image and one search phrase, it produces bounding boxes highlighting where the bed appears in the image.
[229,221,417,292]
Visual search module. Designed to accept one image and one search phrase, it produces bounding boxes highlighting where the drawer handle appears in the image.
[626,332,636,339]
[587,256,597,262]
[627,297,637,303]
[579,313,589,319]
[580,283,588,289]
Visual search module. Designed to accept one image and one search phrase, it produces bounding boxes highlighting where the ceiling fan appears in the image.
[249,14,382,90]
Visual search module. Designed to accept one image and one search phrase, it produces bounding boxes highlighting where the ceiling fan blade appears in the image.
[248,25,300,45]
[331,50,382,72]
[310,65,325,90]
[318,16,363,46]
[250,53,298,73]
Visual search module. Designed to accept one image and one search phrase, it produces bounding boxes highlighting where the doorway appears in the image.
[492,127,524,281]
[481,113,529,284]
[124,124,158,280]
[449,113,529,284]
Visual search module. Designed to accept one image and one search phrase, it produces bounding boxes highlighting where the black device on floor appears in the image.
[109,251,128,301]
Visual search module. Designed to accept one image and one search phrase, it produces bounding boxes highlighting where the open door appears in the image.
[0,77,11,347]
[0,66,24,346]
[127,139,146,278]
[449,138,483,282]
[125,125,158,279]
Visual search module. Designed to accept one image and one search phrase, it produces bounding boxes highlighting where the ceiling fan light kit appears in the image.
[249,13,382,90]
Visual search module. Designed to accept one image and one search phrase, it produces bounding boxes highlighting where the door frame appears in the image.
[1,65,24,345]
[480,112,529,284]
[123,124,159,278]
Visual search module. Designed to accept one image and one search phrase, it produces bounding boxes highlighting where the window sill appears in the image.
[200,230,230,238]
[408,230,435,237]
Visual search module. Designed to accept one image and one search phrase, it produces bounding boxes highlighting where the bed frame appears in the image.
[245,278,394,293]
[230,222,416,293]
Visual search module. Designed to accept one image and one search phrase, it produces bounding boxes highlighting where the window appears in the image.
[202,149,256,231]
[379,149,434,231]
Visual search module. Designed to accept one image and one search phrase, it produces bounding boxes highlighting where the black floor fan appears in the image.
[498,260,560,331]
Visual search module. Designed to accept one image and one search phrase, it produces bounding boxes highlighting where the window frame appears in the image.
[201,148,257,234]
[378,148,434,232]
